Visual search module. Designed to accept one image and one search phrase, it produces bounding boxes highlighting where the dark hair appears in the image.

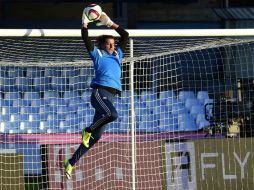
[96,35,115,49]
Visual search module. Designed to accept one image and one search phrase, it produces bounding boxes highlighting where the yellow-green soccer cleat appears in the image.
[82,129,92,148]
[64,160,74,179]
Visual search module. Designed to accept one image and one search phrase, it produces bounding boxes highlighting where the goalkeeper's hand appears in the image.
[96,12,114,27]
[82,8,92,27]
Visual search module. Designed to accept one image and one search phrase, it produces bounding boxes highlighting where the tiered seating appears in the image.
[0,66,215,134]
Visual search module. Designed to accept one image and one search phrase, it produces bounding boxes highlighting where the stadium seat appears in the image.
[61,67,79,77]
[4,91,21,100]
[65,113,82,126]
[137,115,159,133]
[0,77,16,91]
[197,91,209,104]
[190,105,205,119]
[178,91,195,102]
[24,91,40,100]
[171,103,188,115]
[20,107,40,114]
[26,67,43,78]
[0,114,10,122]
[134,101,151,122]
[44,67,61,77]
[39,107,55,120]
[23,91,40,106]
[196,113,210,129]
[7,67,24,78]
[33,77,51,91]
[178,113,197,131]
[49,98,67,108]
[57,106,72,119]
[159,114,178,132]
[43,91,60,104]
[51,77,69,91]
[159,90,176,105]
[185,98,201,111]
[1,107,19,115]
[140,90,157,103]
[10,114,29,122]
[28,114,40,122]
[81,91,92,103]
[31,99,46,108]
[69,76,87,90]
[80,67,94,77]
[12,99,30,107]
[15,77,33,91]
[63,91,81,104]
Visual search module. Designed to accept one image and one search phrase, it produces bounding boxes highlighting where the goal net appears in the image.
[0,29,254,190]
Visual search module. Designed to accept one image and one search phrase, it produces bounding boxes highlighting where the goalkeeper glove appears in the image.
[82,8,92,26]
[96,12,114,27]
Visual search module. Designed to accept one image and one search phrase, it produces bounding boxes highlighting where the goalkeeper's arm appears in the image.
[81,26,94,52]
[111,23,129,52]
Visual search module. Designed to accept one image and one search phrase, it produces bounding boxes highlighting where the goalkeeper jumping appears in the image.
[64,7,129,179]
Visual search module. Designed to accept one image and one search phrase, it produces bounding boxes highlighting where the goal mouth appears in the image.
[0,29,254,190]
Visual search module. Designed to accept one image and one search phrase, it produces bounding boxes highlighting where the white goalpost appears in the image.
[0,28,254,190]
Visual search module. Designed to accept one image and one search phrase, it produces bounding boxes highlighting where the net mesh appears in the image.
[0,34,254,189]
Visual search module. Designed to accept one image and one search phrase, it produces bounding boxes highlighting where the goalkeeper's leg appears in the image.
[64,88,118,179]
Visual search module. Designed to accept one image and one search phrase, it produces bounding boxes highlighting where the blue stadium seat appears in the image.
[140,90,157,103]
[28,114,40,122]
[178,91,195,102]
[39,107,55,120]
[49,98,66,108]
[44,67,61,77]
[68,98,84,111]
[23,91,40,106]
[159,114,178,132]
[159,90,176,105]
[33,77,51,91]
[0,114,10,122]
[51,77,69,91]
[7,67,24,78]
[61,67,79,77]
[134,101,151,122]
[171,103,188,115]
[4,92,21,100]
[1,107,19,115]
[81,91,92,103]
[137,115,159,133]
[15,77,33,91]
[63,91,80,104]
[0,121,19,133]
[0,77,16,91]
[24,91,40,100]
[80,67,94,77]
[190,105,205,119]
[43,91,60,104]
[178,113,197,131]
[69,76,88,91]
[196,113,210,129]
[185,98,201,111]
[197,91,209,104]
[57,106,72,119]
[0,99,12,107]
[31,99,45,108]
[65,113,82,128]
[12,99,30,107]
[20,107,40,114]
[10,114,29,122]
[26,67,43,78]
[46,114,60,128]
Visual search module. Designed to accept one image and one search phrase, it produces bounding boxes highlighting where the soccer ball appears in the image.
[84,4,102,21]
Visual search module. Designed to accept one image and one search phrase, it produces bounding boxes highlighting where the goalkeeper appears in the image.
[64,8,129,179]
